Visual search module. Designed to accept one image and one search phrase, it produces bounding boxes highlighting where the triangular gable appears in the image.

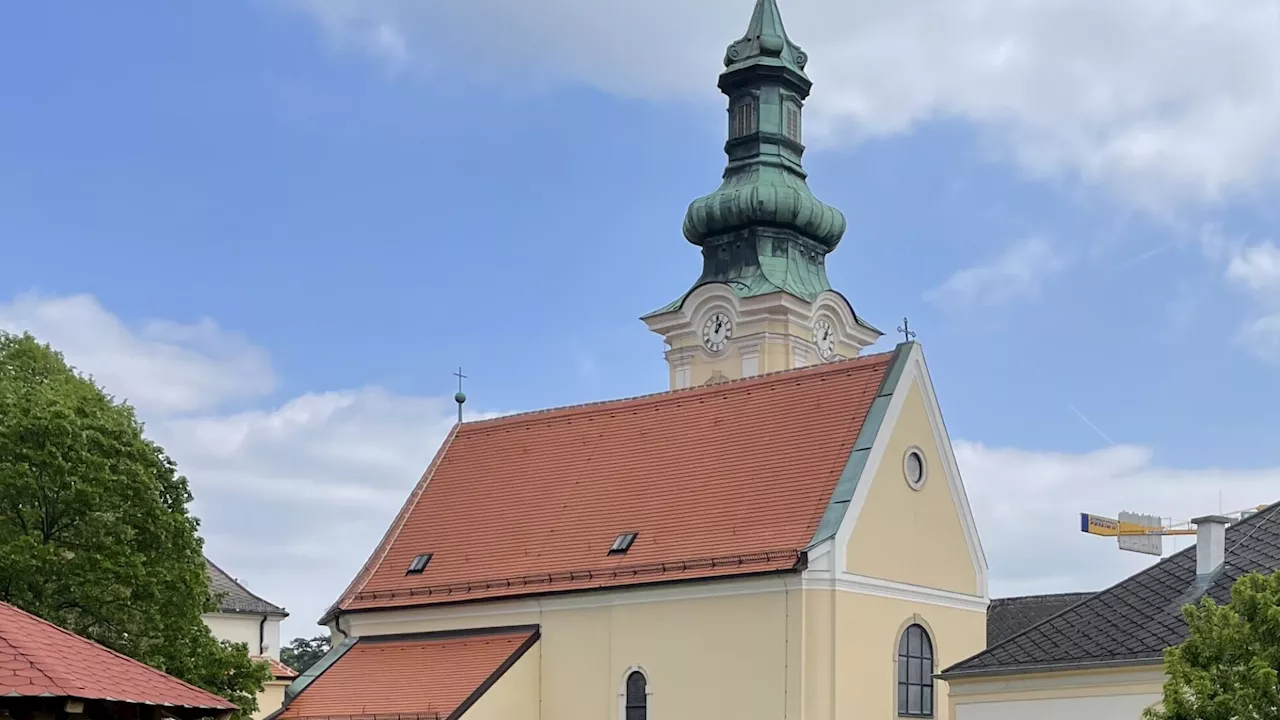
[809,342,987,600]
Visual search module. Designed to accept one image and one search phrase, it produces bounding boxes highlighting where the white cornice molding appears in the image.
[801,571,989,613]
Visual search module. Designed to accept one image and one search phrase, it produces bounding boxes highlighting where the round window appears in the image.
[903,448,926,490]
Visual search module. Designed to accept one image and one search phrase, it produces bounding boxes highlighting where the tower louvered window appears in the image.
[897,624,934,717]
[784,102,802,142]
[730,100,758,138]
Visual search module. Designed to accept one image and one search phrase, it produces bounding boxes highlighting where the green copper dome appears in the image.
[681,0,846,253]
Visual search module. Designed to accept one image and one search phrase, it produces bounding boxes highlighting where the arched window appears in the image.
[624,670,647,720]
[897,624,934,717]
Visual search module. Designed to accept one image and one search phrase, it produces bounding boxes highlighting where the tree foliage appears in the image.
[281,635,332,674]
[0,331,269,715]
[1145,570,1280,720]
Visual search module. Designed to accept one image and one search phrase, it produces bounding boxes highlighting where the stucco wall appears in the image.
[845,380,978,596]
[955,694,1161,720]
[461,642,541,720]
[341,578,804,720]
[949,667,1164,720]
[253,681,288,720]
[202,613,282,658]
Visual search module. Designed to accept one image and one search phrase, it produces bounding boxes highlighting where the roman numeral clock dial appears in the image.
[702,312,732,352]
[813,319,836,360]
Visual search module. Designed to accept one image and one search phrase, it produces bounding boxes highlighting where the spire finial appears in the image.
[723,0,808,76]
[453,366,467,423]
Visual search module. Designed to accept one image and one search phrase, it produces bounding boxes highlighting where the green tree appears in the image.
[281,635,332,674]
[0,331,269,715]
[1144,570,1280,720]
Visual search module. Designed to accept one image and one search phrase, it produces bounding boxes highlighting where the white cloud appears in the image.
[0,293,275,415]
[925,237,1064,309]
[6,292,1279,635]
[957,441,1280,598]
[285,0,1280,209]
[1199,228,1280,361]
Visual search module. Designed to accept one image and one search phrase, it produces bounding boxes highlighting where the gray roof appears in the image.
[945,502,1280,678]
[206,558,288,616]
[986,592,1095,647]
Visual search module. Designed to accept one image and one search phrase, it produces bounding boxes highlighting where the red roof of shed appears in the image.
[332,351,894,614]
[0,601,234,710]
[278,628,538,720]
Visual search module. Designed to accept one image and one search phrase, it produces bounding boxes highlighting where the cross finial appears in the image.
[896,317,916,344]
[453,367,468,423]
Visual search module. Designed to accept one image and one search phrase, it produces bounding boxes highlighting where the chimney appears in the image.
[1192,515,1230,579]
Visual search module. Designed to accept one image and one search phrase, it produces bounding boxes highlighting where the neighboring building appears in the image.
[273,6,990,720]
[942,507,1280,720]
[205,558,297,719]
[984,592,1093,647]
[0,600,235,720]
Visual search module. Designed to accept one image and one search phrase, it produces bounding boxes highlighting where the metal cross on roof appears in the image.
[897,317,917,344]
[453,366,468,423]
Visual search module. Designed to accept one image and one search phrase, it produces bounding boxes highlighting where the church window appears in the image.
[903,448,927,491]
[624,670,648,720]
[897,624,934,717]
[406,553,432,574]
[730,99,758,139]
[784,102,802,142]
[609,532,638,555]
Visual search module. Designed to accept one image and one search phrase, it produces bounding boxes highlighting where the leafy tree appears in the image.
[282,635,332,674]
[0,331,270,715]
[1144,570,1280,720]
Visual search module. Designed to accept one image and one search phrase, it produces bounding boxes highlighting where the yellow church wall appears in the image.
[460,641,541,720]
[343,579,804,720]
[833,592,986,720]
[844,379,979,596]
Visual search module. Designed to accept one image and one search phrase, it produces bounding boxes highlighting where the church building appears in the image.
[273,2,989,719]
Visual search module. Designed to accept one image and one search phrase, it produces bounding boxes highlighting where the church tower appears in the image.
[643,0,881,389]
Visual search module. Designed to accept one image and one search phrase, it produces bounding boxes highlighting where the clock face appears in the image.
[812,319,836,360]
[702,312,733,352]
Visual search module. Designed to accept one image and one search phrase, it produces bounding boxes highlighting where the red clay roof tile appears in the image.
[254,657,300,681]
[0,601,235,709]
[335,353,893,613]
[278,629,538,720]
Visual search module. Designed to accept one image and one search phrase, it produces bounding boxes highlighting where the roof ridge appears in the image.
[0,601,233,708]
[206,557,287,614]
[459,349,896,432]
[989,591,1095,606]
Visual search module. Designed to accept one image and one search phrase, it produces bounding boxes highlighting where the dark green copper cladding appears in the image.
[652,0,847,317]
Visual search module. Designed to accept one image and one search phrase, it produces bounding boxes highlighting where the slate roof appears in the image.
[277,627,539,720]
[330,349,905,616]
[985,592,1095,647]
[0,600,235,710]
[945,502,1280,678]
[206,558,288,617]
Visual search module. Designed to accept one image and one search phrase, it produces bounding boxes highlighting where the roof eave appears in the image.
[940,655,1164,681]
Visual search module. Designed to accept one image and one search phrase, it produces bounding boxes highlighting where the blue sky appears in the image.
[3,0,1280,639]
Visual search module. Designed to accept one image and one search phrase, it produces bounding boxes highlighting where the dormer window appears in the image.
[609,533,638,555]
[730,99,758,139]
[784,102,802,142]
[406,553,432,574]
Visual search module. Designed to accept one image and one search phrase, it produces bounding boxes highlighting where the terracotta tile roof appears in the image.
[255,657,299,680]
[0,601,235,709]
[332,352,895,614]
[278,628,539,720]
